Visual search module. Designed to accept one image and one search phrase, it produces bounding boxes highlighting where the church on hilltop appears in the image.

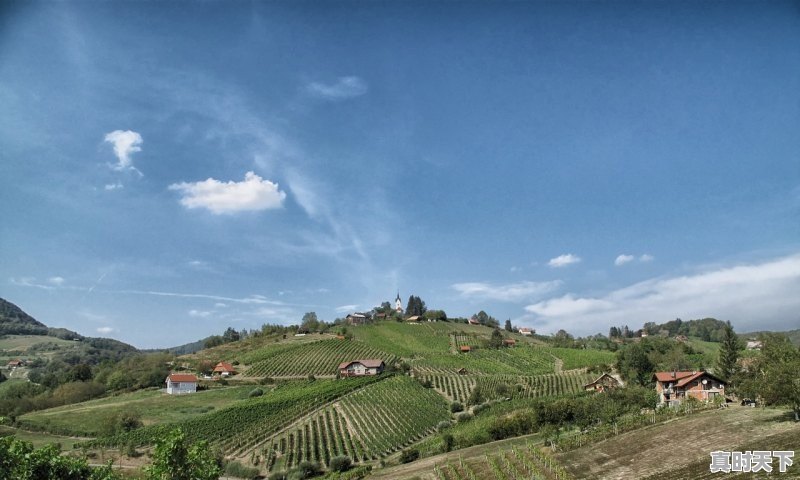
[395,292,403,313]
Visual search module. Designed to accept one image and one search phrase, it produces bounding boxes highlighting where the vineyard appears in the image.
[92,377,382,456]
[415,371,597,404]
[431,442,573,480]
[539,347,616,370]
[411,347,556,375]
[254,376,451,474]
[242,339,397,377]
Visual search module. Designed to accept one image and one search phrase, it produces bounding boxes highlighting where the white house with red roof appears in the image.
[166,373,198,394]
[338,359,385,377]
[653,370,726,406]
[212,362,236,376]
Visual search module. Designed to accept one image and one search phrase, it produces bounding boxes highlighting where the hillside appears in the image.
[739,329,800,347]
[0,298,48,336]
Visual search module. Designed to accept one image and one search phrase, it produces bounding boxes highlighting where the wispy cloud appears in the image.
[615,253,654,266]
[169,171,286,214]
[96,326,115,334]
[104,182,123,191]
[117,289,284,305]
[188,309,212,318]
[525,253,800,335]
[104,130,143,175]
[48,276,65,286]
[452,280,562,302]
[335,304,359,313]
[306,76,368,100]
[548,254,581,268]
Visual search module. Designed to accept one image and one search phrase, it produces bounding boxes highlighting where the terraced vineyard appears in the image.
[540,347,616,370]
[256,376,451,474]
[243,339,397,377]
[416,371,596,404]
[412,347,556,375]
[432,442,573,480]
[93,377,382,455]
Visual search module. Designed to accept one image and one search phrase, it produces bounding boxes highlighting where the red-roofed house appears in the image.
[503,338,516,347]
[584,373,623,393]
[518,327,534,336]
[166,373,198,394]
[653,371,726,406]
[213,362,236,376]
[459,345,471,353]
[338,359,385,377]
[6,359,24,369]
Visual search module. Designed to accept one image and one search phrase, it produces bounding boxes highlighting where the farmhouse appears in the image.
[165,373,198,395]
[468,317,480,325]
[6,359,24,369]
[346,313,368,325]
[653,371,726,406]
[213,361,236,376]
[338,359,385,377]
[503,338,516,347]
[584,373,622,393]
[459,345,471,353]
[518,327,534,336]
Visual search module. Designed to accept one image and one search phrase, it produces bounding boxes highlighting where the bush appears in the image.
[472,403,490,415]
[307,374,316,381]
[260,377,275,385]
[450,401,463,413]
[399,448,419,464]
[455,412,472,423]
[225,460,260,479]
[328,455,352,472]
[249,388,264,398]
[436,420,451,431]
[441,433,454,452]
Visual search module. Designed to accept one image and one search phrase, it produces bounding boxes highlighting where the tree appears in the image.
[300,312,319,332]
[716,321,741,382]
[222,327,240,343]
[0,436,119,480]
[504,319,513,332]
[488,328,504,349]
[615,342,654,387]
[405,296,427,317]
[144,428,222,480]
[742,334,800,421]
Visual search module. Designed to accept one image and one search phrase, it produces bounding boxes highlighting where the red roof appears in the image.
[338,359,385,370]
[213,362,235,373]
[459,345,471,352]
[653,371,726,387]
[167,374,198,382]
[503,339,516,344]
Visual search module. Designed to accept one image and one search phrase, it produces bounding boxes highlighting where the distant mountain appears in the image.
[144,336,210,355]
[739,329,800,347]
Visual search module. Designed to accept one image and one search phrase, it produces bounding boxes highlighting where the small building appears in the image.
[503,338,516,347]
[338,359,385,377]
[518,327,534,336]
[212,362,236,376]
[653,371,727,406]
[459,345,471,353]
[6,359,24,369]
[583,373,622,393]
[405,315,421,322]
[468,317,480,325]
[166,373,198,395]
[457,367,468,375]
[346,313,368,325]
[746,340,763,350]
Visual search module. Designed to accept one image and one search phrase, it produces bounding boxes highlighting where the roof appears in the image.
[518,327,532,332]
[459,345,471,351]
[338,359,385,369]
[406,315,421,321]
[653,371,726,387]
[347,313,366,318]
[213,362,235,372]
[584,373,620,388]
[503,338,516,344]
[7,359,22,365]
[167,373,198,382]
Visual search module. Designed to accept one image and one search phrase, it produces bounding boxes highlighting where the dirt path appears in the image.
[368,433,542,479]
[552,355,563,374]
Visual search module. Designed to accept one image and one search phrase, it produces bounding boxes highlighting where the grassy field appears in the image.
[558,406,800,479]
[18,386,255,436]
[0,335,81,364]
[0,425,90,450]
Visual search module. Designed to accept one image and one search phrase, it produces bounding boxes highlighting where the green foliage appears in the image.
[328,455,352,472]
[615,342,655,386]
[398,448,419,464]
[249,387,264,398]
[224,460,260,479]
[487,328,504,349]
[450,401,463,413]
[441,433,454,452]
[0,436,120,480]
[717,321,741,381]
[739,333,800,420]
[144,428,222,480]
[405,295,427,317]
[504,319,513,332]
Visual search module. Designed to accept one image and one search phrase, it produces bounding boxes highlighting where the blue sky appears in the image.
[1,1,799,348]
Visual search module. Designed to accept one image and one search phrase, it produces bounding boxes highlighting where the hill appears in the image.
[739,329,800,347]
[0,298,48,336]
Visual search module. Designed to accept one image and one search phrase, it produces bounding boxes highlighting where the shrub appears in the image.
[441,433,454,452]
[260,377,275,385]
[249,388,264,398]
[450,401,463,413]
[436,420,451,431]
[225,460,260,479]
[307,374,316,381]
[472,403,490,415]
[455,412,472,423]
[328,455,352,472]
[399,448,419,464]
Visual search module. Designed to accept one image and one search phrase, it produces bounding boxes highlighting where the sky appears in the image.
[1,1,799,348]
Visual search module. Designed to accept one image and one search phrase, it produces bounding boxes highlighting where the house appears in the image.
[459,345,471,353]
[468,317,480,325]
[457,367,468,375]
[346,313,368,325]
[503,338,516,347]
[165,373,198,394]
[653,371,726,406]
[212,362,236,376]
[338,359,385,377]
[746,340,763,350]
[6,359,24,369]
[405,315,421,322]
[518,327,534,336]
[583,373,622,393]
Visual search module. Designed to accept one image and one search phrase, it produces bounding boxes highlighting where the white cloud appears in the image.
[548,254,581,268]
[525,253,800,336]
[307,76,368,100]
[189,309,212,318]
[104,130,143,174]
[96,326,115,334]
[614,254,635,266]
[335,304,359,313]
[214,303,228,308]
[169,171,286,214]
[615,253,654,266]
[47,276,65,286]
[452,280,562,302]
[104,182,123,191]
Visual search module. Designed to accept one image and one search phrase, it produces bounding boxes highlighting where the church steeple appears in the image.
[395,292,403,313]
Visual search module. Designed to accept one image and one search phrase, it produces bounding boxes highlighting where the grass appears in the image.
[19,386,255,436]
[540,347,616,370]
[0,425,88,450]
[558,406,800,479]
